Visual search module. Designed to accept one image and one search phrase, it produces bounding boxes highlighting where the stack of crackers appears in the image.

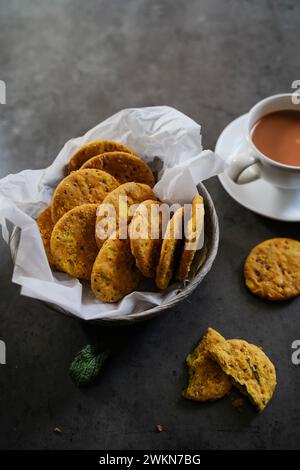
[37,140,205,303]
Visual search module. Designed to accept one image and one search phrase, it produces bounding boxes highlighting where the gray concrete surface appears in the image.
[0,0,300,450]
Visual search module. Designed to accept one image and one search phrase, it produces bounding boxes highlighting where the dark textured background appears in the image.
[0,0,300,450]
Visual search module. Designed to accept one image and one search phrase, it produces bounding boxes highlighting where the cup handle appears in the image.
[227,147,260,184]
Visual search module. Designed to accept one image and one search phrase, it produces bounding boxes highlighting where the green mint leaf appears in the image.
[69,345,110,387]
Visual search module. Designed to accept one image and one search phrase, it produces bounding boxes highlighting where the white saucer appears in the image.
[216,114,300,222]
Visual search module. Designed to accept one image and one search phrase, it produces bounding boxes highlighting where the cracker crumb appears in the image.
[231,398,245,409]
[53,427,62,434]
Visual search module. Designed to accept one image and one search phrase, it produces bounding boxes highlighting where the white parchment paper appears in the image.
[0,106,226,319]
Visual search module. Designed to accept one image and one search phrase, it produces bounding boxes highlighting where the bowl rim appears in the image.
[9,182,219,324]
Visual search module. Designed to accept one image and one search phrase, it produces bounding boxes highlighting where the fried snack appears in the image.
[68,140,137,173]
[176,194,205,281]
[183,328,232,402]
[208,338,277,411]
[81,151,155,187]
[95,182,156,248]
[129,200,162,278]
[91,232,141,303]
[155,207,184,290]
[36,206,56,267]
[50,204,99,280]
[51,169,119,224]
[244,238,300,300]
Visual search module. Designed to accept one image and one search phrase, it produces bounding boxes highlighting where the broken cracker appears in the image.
[183,328,232,402]
[208,338,277,411]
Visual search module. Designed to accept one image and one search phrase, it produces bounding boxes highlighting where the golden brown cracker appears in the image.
[68,140,137,173]
[183,328,232,402]
[176,194,205,281]
[155,207,184,290]
[208,338,277,411]
[95,182,156,249]
[129,200,162,278]
[244,238,300,301]
[36,206,56,267]
[91,232,141,303]
[50,204,99,280]
[51,169,119,224]
[81,151,155,187]
[186,327,226,367]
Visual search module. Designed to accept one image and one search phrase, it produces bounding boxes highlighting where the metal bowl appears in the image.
[9,182,219,324]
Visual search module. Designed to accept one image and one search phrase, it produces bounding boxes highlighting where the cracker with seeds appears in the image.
[155,207,184,290]
[129,200,162,278]
[51,169,119,224]
[68,140,137,173]
[208,338,277,411]
[244,238,300,300]
[95,182,156,248]
[176,194,205,281]
[91,232,141,303]
[50,204,99,280]
[81,151,155,187]
[36,206,56,267]
[183,328,232,402]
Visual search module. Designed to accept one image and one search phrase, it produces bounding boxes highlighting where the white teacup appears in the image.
[227,93,300,189]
